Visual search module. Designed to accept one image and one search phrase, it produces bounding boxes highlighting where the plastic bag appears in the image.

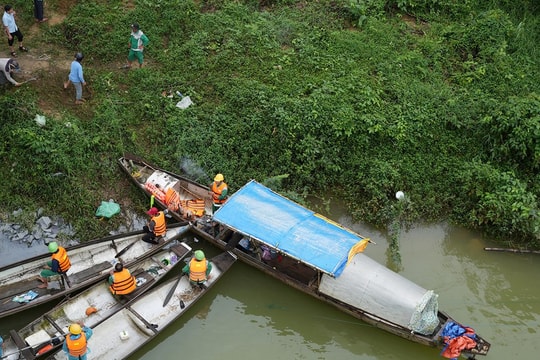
[95,201,121,219]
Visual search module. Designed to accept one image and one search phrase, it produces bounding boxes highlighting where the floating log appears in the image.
[484,247,540,254]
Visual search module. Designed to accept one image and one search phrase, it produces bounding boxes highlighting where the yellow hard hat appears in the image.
[214,173,224,182]
[69,323,82,335]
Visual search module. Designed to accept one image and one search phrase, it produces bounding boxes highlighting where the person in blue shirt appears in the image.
[64,52,86,105]
[62,323,93,360]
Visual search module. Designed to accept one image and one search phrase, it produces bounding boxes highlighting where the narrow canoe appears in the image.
[0,223,189,319]
[119,155,490,358]
[118,153,213,221]
[49,251,237,360]
[1,240,192,360]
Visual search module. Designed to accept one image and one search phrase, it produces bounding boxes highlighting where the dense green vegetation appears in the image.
[1,0,538,247]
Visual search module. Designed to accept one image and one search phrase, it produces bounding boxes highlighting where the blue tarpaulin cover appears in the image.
[213,180,365,277]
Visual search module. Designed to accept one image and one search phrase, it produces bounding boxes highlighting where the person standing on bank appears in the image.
[33,0,48,23]
[2,5,28,57]
[126,23,149,68]
[211,173,228,214]
[0,57,21,86]
[64,52,86,105]
[62,323,93,360]
[142,207,167,244]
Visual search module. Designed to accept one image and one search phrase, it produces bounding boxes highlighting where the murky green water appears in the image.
[2,217,539,359]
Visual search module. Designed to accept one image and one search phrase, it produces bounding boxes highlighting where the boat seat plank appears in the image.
[10,329,36,360]
[69,261,112,284]
[44,314,65,334]
[122,271,155,302]
[170,244,190,259]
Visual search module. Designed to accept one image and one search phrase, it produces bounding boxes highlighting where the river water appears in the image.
[1,214,539,359]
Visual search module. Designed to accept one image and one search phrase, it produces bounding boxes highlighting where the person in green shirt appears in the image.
[126,23,149,68]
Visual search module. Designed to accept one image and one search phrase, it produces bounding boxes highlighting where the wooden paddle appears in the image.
[115,242,136,258]
[162,273,185,307]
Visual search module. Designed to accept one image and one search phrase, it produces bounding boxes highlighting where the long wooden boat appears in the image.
[120,156,491,358]
[118,153,213,221]
[0,223,189,319]
[1,240,192,360]
[47,251,237,360]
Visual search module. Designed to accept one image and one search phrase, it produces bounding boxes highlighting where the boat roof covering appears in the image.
[213,180,365,277]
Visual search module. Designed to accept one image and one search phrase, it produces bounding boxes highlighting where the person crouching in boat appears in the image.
[142,206,167,245]
[210,173,228,214]
[62,323,93,360]
[182,250,212,287]
[38,241,71,289]
[108,262,136,295]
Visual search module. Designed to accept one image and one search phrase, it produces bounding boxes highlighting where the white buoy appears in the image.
[395,191,405,200]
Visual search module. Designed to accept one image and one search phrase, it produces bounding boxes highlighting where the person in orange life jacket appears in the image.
[142,206,167,244]
[182,250,212,285]
[210,173,228,214]
[38,241,71,289]
[108,262,136,295]
[62,323,93,360]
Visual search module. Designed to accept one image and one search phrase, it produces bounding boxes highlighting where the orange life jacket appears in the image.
[36,344,54,356]
[51,247,71,273]
[145,182,166,202]
[189,258,208,282]
[165,188,181,212]
[151,211,167,237]
[109,269,136,295]
[211,182,228,204]
[179,199,206,217]
[66,333,87,357]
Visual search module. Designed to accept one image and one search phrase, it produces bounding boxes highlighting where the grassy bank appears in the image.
[0,0,538,247]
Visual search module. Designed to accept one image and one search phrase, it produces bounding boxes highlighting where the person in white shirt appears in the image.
[2,5,28,57]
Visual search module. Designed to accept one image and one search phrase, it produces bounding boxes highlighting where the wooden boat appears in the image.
[0,223,190,319]
[120,156,491,358]
[47,251,237,360]
[1,240,192,360]
[118,153,213,221]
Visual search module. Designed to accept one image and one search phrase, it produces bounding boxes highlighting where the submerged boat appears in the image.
[120,155,491,358]
[0,223,189,319]
[48,251,237,360]
[1,240,192,360]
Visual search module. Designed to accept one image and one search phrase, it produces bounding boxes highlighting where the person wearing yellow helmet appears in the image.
[182,250,212,286]
[210,173,228,214]
[37,241,72,289]
[62,322,93,360]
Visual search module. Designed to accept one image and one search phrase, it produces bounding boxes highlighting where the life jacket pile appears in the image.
[145,182,166,202]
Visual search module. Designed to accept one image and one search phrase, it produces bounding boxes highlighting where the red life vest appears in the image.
[66,333,87,357]
[109,269,136,295]
[51,247,71,273]
[189,258,208,282]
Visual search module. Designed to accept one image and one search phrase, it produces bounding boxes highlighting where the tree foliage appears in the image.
[0,0,538,246]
